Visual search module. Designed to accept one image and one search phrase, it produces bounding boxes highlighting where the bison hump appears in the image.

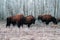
[12,14,24,21]
[26,16,33,22]
[42,15,52,20]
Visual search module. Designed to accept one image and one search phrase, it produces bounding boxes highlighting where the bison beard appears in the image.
[6,14,24,28]
[38,15,57,25]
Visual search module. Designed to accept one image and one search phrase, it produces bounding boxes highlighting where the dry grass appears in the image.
[0,21,60,40]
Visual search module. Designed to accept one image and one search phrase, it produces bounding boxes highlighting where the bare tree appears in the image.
[54,0,56,17]
[42,0,44,14]
[23,4,25,15]
[56,0,59,18]
[33,0,36,18]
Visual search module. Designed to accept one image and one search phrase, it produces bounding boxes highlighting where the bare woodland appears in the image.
[0,0,60,20]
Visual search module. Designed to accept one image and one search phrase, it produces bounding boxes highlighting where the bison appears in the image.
[23,15,36,28]
[38,14,57,25]
[6,14,24,28]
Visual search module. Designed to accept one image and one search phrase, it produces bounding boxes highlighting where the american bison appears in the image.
[23,15,36,28]
[6,14,24,28]
[38,14,57,25]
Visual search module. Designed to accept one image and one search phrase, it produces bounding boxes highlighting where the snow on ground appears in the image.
[0,21,60,40]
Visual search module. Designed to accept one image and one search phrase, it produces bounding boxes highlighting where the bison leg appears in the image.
[6,23,10,27]
[45,21,50,25]
[46,22,49,25]
[17,23,21,28]
[32,19,36,24]
[6,18,11,28]
[17,21,22,28]
[17,24,20,28]
[6,21,11,28]
[27,24,31,28]
[28,24,30,28]
[12,21,16,26]
[21,24,23,28]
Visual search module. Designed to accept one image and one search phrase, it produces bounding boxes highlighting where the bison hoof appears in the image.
[46,23,49,25]
[28,25,31,28]
[6,24,10,28]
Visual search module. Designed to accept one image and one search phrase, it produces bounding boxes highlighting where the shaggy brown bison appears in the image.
[6,14,24,28]
[38,14,57,25]
[23,15,36,28]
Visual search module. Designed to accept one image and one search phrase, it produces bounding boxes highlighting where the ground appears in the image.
[0,21,60,40]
